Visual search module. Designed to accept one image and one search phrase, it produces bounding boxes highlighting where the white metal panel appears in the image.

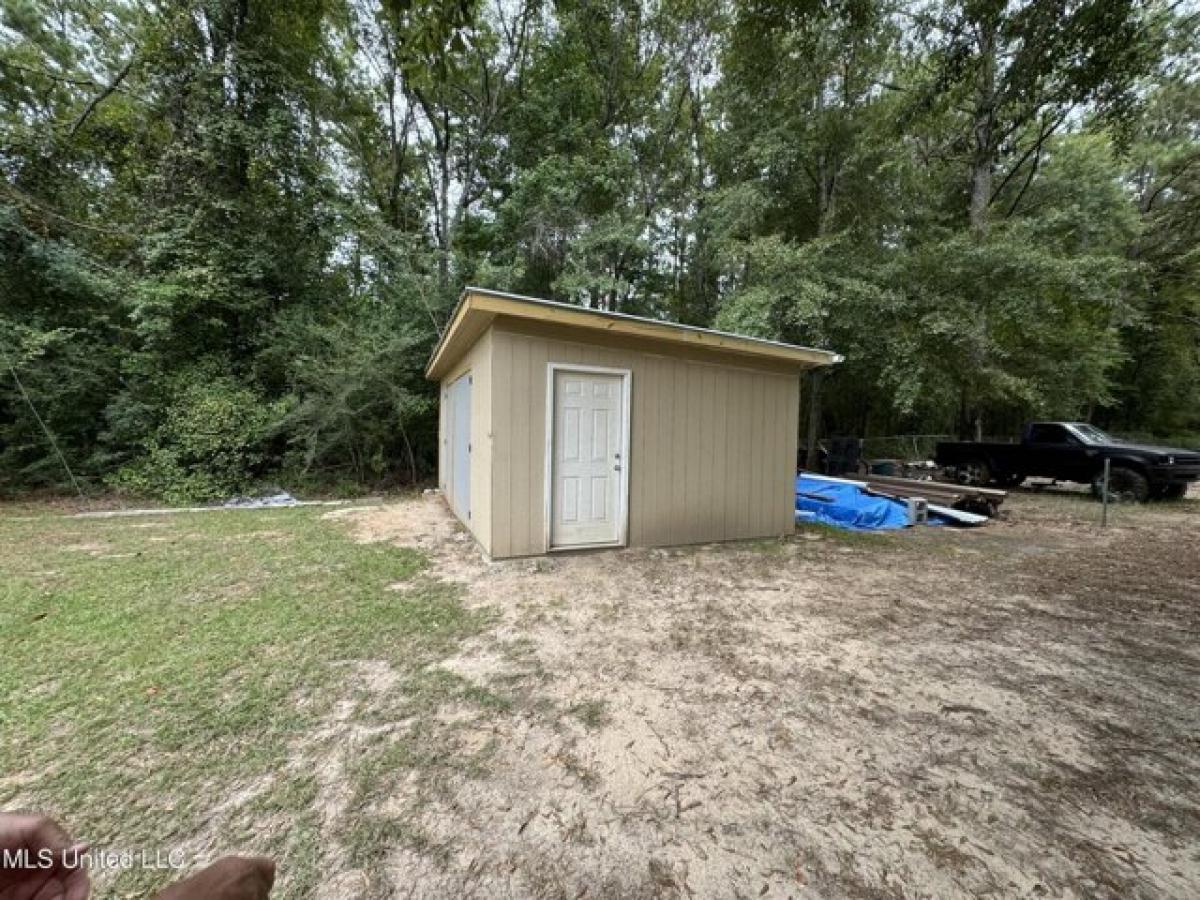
[549,368,627,548]
[448,373,472,520]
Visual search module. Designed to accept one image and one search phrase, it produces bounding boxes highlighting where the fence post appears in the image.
[1101,458,1111,528]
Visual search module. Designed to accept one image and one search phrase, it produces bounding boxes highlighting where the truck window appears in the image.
[1028,424,1072,443]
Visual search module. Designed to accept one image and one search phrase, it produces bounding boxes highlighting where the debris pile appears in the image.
[796,472,1005,531]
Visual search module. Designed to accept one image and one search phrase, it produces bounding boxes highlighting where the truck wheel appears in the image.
[956,459,992,486]
[1092,466,1150,503]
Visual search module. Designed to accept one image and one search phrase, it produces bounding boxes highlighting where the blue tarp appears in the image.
[795,474,911,531]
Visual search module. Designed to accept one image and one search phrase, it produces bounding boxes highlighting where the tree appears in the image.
[1,0,1194,499]
[897,0,1159,436]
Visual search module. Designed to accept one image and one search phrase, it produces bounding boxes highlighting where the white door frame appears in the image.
[544,363,632,551]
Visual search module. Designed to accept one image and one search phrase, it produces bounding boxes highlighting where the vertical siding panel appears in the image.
[724,372,739,539]
[685,363,702,544]
[511,337,532,555]
[438,381,447,491]
[532,337,547,555]
[700,367,716,539]
[474,331,492,554]
[681,362,700,547]
[783,375,801,532]
[746,374,758,536]
[778,376,793,533]
[713,369,729,540]
[768,376,784,534]
[765,376,784,535]
[738,372,755,538]
[645,357,660,544]
[723,373,739,539]
[741,373,752,538]
[626,356,639,542]
[636,358,649,544]
[492,332,512,558]
[754,374,769,536]
[691,362,700,547]
[670,360,687,546]
[696,367,710,542]
[764,375,776,535]
[525,338,538,556]
[663,361,675,544]
[774,376,788,532]
[527,337,541,556]
[652,357,672,542]
[753,374,763,540]
[529,338,551,554]
[631,356,648,543]
[681,364,694,545]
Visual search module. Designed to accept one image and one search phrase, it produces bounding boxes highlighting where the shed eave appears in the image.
[425,287,842,381]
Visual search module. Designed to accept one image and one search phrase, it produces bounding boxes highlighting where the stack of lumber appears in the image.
[861,473,1006,516]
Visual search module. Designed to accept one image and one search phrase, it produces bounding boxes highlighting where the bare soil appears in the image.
[329,488,1200,900]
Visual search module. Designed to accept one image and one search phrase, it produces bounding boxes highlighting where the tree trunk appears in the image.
[437,132,451,292]
[816,151,838,237]
[964,19,998,440]
[969,21,997,237]
[804,369,824,471]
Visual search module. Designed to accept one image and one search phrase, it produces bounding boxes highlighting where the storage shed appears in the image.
[426,288,841,558]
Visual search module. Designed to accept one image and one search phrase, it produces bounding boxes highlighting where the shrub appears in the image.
[110,377,285,503]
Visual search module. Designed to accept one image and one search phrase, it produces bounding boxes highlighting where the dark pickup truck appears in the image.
[935,422,1200,501]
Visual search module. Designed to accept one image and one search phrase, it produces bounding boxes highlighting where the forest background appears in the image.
[2,0,1197,500]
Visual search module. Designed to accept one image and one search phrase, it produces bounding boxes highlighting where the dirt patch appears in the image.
[331,491,1200,899]
[326,493,485,583]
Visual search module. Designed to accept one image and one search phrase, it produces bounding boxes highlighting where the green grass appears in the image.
[793,521,897,546]
[0,506,487,896]
[569,699,611,730]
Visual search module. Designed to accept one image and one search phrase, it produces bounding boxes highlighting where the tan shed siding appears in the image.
[782,375,802,529]
[490,321,799,557]
[490,331,513,558]
[438,330,493,554]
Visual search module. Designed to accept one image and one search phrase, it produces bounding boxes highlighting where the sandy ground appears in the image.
[323,489,1200,900]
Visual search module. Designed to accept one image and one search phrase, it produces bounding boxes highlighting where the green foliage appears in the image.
[1,0,1197,501]
[267,295,438,484]
[0,205,126,488]
[110,375,286,503]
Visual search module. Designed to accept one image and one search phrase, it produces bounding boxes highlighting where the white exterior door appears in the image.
[549,368,627,548]
[447,373,471,520]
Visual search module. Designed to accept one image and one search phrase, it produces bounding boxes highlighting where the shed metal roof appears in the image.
[425,287,843,380]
